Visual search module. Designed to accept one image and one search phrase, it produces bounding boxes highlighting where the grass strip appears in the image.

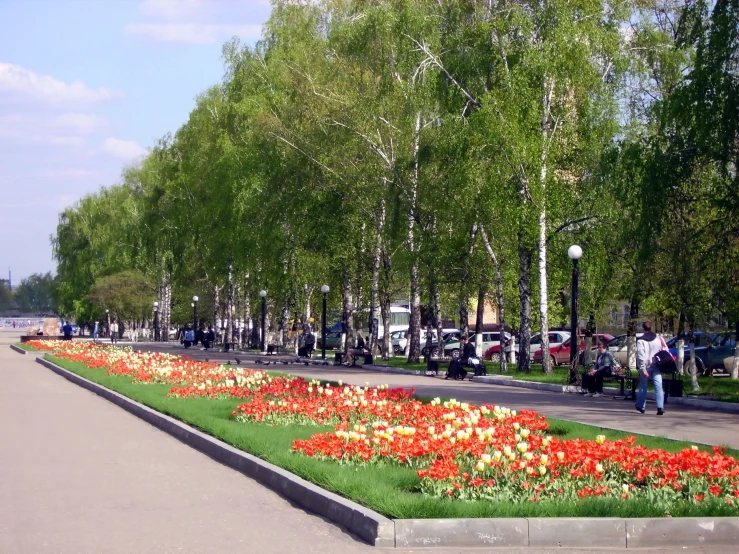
[44,354,738,519]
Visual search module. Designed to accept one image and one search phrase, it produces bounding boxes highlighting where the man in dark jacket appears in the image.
[446,336,473,380]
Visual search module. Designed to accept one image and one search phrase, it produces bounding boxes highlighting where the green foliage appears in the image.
[13,272,57,313]
[50,0,737,352]
[89,271,155,322]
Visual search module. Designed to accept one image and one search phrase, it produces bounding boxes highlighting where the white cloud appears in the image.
[43,169,98,178]
[101,137,147,160]
[125,22,262,44]
[50,113,108,134]
[0,63,124,104]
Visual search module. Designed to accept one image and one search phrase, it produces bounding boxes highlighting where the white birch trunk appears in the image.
[689,335,700,391]
[243,274,250,349]
[225,264,233,348]
[406,112,422,363]
[370,200,385,356]
[731,346,739,380]
[538,78,554,375]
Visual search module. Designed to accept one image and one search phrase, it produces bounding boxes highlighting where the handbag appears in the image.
[653,335,677,370]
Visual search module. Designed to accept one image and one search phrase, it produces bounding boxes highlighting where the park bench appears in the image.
[582,367,682,401]
[334,351,373,366]
[267,344,285,355]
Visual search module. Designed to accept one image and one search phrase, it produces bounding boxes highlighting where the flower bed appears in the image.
[32,340,739,515]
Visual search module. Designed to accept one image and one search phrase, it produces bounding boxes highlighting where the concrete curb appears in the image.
[35,356,739,549]
[10,344,28,355]
[34,356,395,547]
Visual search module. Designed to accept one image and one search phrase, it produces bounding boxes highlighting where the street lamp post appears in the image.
[321,285,329,360]
[568,245,583,385]
[153,302,159,342]
[192,295,198,344]
[259,290,267,353]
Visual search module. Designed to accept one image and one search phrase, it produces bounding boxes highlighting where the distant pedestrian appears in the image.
[93,321,99,342]
[110,320,119,344]
[62,321,73,341]
[184,327,194,349]
[635,321,667,415]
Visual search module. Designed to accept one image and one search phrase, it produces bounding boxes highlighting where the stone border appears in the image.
[10,344,28,355]
[34,356,394,547]
[34,356,739,549]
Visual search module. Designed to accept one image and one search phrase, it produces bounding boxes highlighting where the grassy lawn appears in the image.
[14,343,37,352]
[42,352,739,519]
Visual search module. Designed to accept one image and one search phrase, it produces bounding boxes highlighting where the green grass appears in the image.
[44,354,738,519]
[14,343,37,352]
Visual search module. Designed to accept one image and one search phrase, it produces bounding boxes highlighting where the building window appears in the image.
[623,304,630,327]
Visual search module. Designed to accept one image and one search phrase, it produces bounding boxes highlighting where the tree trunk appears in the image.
[379,248,392,360]
[212,285,220,344]
[234,281,241,348]
[280,294,289,348]
[626,299,639,370]
[243,274,251,349]
[676,312,685,375]
[518,244,532,373]
[406,112,422,364]
[370,228,382,355]
[731,319,739,380]
[538,78,554,376]
[583,313,596,366]
[475,285,486,357]
[225,264,233,348]
[689,327,700,391]
[480,226,507,372]
[341,269,354,352]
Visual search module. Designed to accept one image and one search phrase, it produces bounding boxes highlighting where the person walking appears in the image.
[110,319,119,344]
[635,321,667,415]
[93,321,99,343]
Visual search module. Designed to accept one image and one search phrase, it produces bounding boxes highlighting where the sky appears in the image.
[0,0,272,285]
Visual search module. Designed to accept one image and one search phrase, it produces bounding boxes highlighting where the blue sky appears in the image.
[0,0,272,284]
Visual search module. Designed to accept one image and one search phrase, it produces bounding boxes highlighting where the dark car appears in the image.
[316,331,342,350]
[667,332,736,376]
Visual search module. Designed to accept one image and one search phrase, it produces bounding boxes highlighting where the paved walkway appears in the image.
[2,330,734,553]
[127,342,739,450]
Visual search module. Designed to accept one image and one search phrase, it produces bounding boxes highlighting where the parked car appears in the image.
[533,333,614,366]
[317,331,343,351]
[666,332,736,376]
[592,333,644,366]
[487,331,570,363]
[391,329,409,354]
[391,327,461,355]
[444,331,510,359]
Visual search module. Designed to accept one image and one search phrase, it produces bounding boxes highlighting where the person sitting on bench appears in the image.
[446,336,475,380]
[348,333,367,366]
[298,328,316,357]
[584,339,617,397]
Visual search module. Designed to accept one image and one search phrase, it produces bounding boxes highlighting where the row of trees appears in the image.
[0,273,56,314]
[52,0,738,380]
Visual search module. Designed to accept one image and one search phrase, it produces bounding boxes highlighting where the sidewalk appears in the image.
[0,330,375,554]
